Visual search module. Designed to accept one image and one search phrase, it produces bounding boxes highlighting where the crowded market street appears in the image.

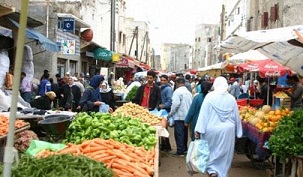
[159,127,267,177]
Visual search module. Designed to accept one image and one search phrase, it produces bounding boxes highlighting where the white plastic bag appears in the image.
[186,139,210,175]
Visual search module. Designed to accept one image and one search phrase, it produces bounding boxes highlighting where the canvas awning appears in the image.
[92,48,112,61]
[10,18,60,52]
[0,4,15,17]
[217,25,303,76]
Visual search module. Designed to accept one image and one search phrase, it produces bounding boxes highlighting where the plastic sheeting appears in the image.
[0,50,10,88]
[21,45,34,81]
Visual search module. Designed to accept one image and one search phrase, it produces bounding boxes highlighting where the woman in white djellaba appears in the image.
[194,76,243,177]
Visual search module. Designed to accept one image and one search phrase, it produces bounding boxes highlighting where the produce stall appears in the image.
[0,102,165,176]
[241,120,271,160]
[0,114,30,146]
[237,105,292,163]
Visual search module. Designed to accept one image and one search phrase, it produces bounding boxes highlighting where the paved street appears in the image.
[158,127,268,177]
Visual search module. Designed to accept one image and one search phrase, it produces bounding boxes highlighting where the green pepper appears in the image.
[84,118,92,128]
[107,123,116,131]
[85,126,92,136]
[130,134,141,141]
[109,130,119,139]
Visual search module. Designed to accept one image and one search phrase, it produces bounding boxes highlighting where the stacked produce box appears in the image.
[274,91,291,109]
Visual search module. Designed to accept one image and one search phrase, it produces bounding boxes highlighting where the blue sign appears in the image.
[62,18,75,33]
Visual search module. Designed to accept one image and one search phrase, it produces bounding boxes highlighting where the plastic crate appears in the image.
[249,99,264,107]
[237,99,248,106]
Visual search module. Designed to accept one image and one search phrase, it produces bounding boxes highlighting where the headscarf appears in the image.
[213,76,228,94]
[89,75,104,102]
[89,75,104,89]
[200,81,212,95]
[99,82,112,93]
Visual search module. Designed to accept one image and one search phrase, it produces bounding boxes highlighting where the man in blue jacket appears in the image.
[159,74,173,152]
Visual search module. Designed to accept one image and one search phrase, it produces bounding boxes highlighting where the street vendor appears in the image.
[284,75,303,109]
[30,91,56,110]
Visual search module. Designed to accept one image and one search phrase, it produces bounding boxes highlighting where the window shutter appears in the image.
[261,12,268,28]
[270,4,278,21]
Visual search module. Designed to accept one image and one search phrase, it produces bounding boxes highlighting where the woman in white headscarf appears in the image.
[194,76,243,177]
[99,82,116,111]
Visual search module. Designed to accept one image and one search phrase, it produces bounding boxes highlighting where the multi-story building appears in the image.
[124,18,150,64]
[194,24,220,68]
[161,43,193,72]
[222,0,303,39]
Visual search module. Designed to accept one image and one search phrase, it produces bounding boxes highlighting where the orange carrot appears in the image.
[107,149,132,162]
[112,169,134,177]
[93,138,114,149]
[82,146,108,154]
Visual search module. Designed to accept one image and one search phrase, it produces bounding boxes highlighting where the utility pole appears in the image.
[110,0,116,51]
[140,31,148,62]
[135,27,138,60]
[128,26,138,57]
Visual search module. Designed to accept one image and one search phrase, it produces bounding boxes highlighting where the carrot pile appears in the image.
[0,114,29,136]
[36,138,155,177]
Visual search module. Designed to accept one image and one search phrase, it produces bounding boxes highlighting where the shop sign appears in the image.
[62,18,75,33]
[112,53,120,62]
[60,40,76,55]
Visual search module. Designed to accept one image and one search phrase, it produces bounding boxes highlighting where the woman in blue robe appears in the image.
[195,76,242,177]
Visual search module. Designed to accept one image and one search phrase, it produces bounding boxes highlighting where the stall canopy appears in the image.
[237,59,292,78]
[228,50,268,64]
[218,25,303,76]
[92,48,112,61]
[9,18,60,52]
[115,56,135,68]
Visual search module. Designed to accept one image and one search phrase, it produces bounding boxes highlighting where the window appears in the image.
[236,7,240,15]
[198,37,201,42]
[70,61,77,76]
[207,38,212,42]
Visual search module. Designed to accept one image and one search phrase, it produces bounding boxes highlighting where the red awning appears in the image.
[115,56,135,68]
[139,63,150,70]
[189,69,197,75]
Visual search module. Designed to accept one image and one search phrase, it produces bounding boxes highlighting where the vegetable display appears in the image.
[64,112,157,150]
[0,154,113,177]
[0,114,29,136]
[113,102,162,125]
[14,130,38,152]
[125,86,138,101]
[36,138,155,177]
[268,109,303,160]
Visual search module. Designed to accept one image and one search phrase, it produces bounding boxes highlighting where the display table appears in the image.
[241,121,271,158]
[0,124,30,146]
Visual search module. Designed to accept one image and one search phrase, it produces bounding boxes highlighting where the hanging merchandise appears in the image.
[0,50,10,88]
[22,45,34,81]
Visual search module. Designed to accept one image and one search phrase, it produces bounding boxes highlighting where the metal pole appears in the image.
[3,1,29,176]
[46,0,50,37]
[110,0,116,51]
[136,27,138,60]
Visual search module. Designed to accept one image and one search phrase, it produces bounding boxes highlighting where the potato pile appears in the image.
[113,102,162,125]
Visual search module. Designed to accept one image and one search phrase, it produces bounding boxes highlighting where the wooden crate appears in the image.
[266,169,274,177]
[153,128,160,177]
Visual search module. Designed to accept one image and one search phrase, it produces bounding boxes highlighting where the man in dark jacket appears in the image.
[132,70,161,111]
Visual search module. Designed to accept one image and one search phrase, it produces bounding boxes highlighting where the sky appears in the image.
[125,0,223,52]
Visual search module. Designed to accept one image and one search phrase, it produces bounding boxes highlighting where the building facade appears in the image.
[193,24,220,68]
[161,43,193,72]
